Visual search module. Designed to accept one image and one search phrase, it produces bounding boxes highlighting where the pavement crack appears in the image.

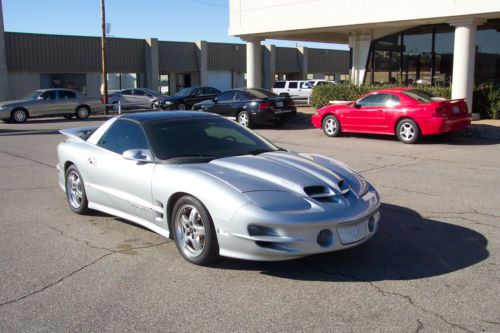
[379,185,440,197]
[302,261,473,332]
[0,241,169,308]
[424,215,500,230]
[359,157,418,174]
[46,224,116,253]
[415,319,424,333]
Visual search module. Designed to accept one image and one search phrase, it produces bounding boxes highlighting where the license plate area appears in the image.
[275,101,284,108]
[452,106,460,114]
[337,219,368,245]
[274,109,291,114]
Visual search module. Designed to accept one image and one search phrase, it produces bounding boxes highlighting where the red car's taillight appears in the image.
[433,107,446,117]
[258,101,272,110]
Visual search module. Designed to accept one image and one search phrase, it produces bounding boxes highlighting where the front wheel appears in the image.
[11,108,28,123]
[237,111,252,128]
[65,165,89,214]
[396,119,420,144]
[322,115,341,137]
[172,195,220,265]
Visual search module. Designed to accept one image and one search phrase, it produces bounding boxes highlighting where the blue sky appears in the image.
[2,0,348,50]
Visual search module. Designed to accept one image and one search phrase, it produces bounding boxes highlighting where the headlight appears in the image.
[163,101,172,105]
[0,106,5,111]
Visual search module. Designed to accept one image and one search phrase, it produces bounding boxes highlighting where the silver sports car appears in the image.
[57,112,380,265]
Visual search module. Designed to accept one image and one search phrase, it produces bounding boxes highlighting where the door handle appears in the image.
[88,157,97,165]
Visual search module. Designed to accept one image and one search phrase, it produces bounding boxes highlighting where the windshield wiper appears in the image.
[245,148,286,155]
[166,153,219,159]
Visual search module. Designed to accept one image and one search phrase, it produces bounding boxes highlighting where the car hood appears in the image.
[184,151,367,197]
[0,99,31,107]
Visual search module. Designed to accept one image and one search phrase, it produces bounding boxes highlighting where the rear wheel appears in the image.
[172,195,220,265]
[396,119,420,144]
[237,111,252,128]
[322,115,341,137]
[65,165,89,214]
[10,108,28,123]
[76,106,90,120]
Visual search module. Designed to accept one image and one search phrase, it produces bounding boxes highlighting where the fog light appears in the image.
[368,215,378,233]
[317,229,333,247]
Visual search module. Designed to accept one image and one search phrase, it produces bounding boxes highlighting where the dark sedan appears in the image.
[192,88,296,128]
[155,86,221,110]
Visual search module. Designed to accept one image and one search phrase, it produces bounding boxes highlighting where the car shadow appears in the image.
[210,203,489,281]
[0,128,61,136]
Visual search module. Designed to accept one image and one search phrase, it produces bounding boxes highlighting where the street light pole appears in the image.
[100,0,108,114]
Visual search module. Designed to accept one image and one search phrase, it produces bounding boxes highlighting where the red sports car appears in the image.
[311,88,471,144]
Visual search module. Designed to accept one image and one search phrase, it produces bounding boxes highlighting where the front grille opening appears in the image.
[248,225,279,237]
[255,241,294,252]
[304,185,327,196]
[314,196,339,203]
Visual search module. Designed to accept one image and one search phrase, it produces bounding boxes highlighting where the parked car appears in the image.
[0,89,104,123]
[108,88,164,111]
[308,79,337,86]
[192,88,296,128]
[272,80,313,99]
[57,111,381,265]
[155,86,221,110]
[311,88,471,144]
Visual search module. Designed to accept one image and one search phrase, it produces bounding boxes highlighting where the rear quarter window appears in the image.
[273,81,286,89]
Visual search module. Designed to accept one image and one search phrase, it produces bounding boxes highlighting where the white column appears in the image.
[348,32,372,86]
[145,38,159,92]
[263,44,275,90]
[298,46,308,80]
[245,37,262,88]
[196,40,208,86]
[0,0,9,101]
[450,19,480,114]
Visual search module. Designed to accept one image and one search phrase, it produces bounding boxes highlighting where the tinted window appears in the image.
[134,89,147,96]
[122,89,133,95]
[387,94,401,106]
[39,91,57,100]
[192,88,203,96]
[146,117,278,160]
[99,120,149,155]
[358,93,390,106]
[58,90,76,99]
[204,87,220,95]
[234,91,249,102]
[245,88,277,99]
[273,81,286,88]
[402,89,436,103]
[300,82,312,89]
[288,82,298,89]
[217,91,235,102]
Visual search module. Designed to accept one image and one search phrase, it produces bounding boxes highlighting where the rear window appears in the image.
[245,88,277,99]
[273,81,286,89]
[402,89,436,103]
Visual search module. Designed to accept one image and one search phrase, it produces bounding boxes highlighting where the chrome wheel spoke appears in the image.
[174,204,206,258]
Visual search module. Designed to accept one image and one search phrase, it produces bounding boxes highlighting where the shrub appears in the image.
[311,82,499,119]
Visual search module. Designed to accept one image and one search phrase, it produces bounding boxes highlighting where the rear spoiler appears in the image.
[59,126,99,141]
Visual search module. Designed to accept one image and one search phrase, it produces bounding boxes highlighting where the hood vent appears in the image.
[304,186,328,196]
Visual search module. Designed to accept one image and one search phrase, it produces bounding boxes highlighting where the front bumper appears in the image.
[311,113,323,128]
[216,189,380,261]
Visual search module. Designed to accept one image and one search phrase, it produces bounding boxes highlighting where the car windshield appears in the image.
[23,90,43,100]
[174,88,194,97]
[245,88,278,99]
[402,89,439,103]
[146,117,279,161]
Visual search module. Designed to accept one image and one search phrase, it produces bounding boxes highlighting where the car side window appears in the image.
[234,91,249,102]
[386,94,401,107]
[98,120,149,155]
[134,89,146,96]
[58,90,76,99]
[358,94,390,107]
[288,82,298,89]
[205,87,220,95]
[273,81,285,88]
[193,88,203,96]
[300,82,312,89]
[217,91,235,102]
[40,91,57,101]
[122,89,133,95]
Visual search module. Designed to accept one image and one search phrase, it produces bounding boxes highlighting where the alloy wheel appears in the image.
[66,170,83,209]
[238,113,249,127]
[324,118,336,135]
[174,204,206,258]
[399,122,415,141]
[12,109,27,123]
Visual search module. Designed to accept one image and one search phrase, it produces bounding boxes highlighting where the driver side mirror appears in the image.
[122,149,154,163]
[353,103,361,109]
[37,96,44,101]
[213,97,218,103]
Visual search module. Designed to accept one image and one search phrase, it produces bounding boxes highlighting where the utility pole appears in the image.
[100,0,108,114]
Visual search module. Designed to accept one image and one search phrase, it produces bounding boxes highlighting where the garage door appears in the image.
[208,71,232,91]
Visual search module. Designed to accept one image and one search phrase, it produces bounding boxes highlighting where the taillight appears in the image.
[433,106,446,117]
[258,101,272,110]
[288,99,294,106]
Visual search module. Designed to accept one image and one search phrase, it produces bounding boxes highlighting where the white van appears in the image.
[272,80,313,99]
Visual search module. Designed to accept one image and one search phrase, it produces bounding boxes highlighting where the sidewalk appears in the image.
[294,106,500,141]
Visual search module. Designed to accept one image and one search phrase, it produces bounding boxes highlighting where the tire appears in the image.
[152,101,160,110]
[63,115,73,119]
[237,111,253,128]
[172,195,220,265]
[322,115,341,137]
[65,165,89,215]
[112,102,120,112]
[10,108,28,123]
[177,103,186,111]
[396,119,420,144]
[76,105,90,120]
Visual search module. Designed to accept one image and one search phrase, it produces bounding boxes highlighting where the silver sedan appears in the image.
[0,89,104,123]
[56,112,380,265]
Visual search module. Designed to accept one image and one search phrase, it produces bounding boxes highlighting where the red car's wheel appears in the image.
[396,119,420,144]
[322,115,341,137]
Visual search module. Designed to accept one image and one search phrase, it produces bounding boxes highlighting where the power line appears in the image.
[190,0,228,9]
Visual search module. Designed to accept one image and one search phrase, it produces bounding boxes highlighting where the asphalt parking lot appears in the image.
[0,115,499,332]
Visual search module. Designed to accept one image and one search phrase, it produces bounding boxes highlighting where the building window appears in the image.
[40,73,87,94]
[159,74,169,94]
[476,19,500,85]
[324,74,335,81]
[107,73,137,92]
[306,73,314,80]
